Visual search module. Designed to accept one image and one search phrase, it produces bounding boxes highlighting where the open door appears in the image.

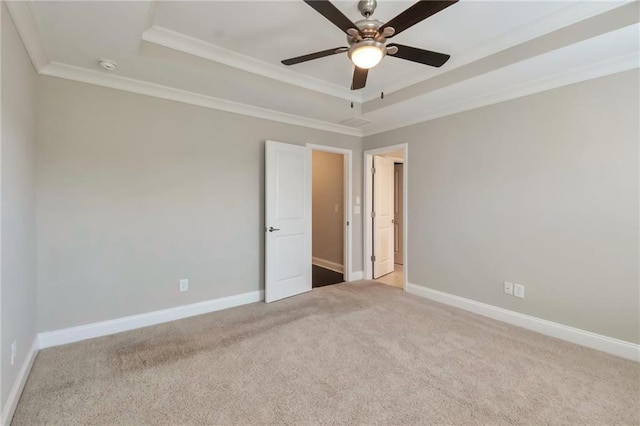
[265,140,312,303]
[373,155,394,278]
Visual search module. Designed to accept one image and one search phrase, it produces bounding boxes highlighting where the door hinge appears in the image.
[371,211,375,218]
[346,221,350,226]
[371,167,376,175]
[371,255,376,262]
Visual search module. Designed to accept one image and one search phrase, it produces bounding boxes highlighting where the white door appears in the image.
[265,140,312,303]
[373,155,395,278]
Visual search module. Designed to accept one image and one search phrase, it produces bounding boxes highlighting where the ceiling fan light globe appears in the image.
[348,43,385,69]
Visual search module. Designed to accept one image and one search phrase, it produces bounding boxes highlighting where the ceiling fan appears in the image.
[281,0,458,90]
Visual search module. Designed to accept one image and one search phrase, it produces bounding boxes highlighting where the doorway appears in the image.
[308,144,353,288]
[364,144,407,290]
[265,141,353,303]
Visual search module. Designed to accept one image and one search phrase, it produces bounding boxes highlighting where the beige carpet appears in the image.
[12,281,639,425]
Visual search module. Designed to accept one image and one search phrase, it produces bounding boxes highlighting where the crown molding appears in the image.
[40,62,363,137]
[361,0,634,102]
[4,0,49,71]
[7,0,636,140]
[364,52,640,136]
[363,51,639,137]
[142,25,361,103]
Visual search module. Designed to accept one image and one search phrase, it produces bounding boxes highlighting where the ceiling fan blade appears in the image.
[351,67,368,90]
[303,0,359,35]
[380,1,458,38]
[282,47,348,65]
[387,44,450,67]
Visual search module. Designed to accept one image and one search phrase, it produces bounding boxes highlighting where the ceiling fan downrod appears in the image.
[357,0,377,17]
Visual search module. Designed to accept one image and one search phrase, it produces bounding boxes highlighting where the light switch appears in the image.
[354,205,361,215]
[355,196,361,205]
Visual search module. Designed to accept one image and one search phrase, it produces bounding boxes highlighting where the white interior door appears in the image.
[373,155,395,278]
[265,140,312,303]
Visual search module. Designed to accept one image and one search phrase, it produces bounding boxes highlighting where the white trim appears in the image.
[350,271,364,281]
[5,0,635,138]
[8,0,626,104]
[364,144,408,293]
[39,62,363,138]
[1,338,38,426]
[360,0,633,102]
[4,0,48,71]
[312,257,344,274]
[142,26,359,103]
[307,144,353,281]
[363,52,639,137]
[406,283,640,362]
[384,156,404,163]
[38,290,263,349]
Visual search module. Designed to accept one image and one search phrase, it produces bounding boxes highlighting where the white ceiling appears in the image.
[7,0,639,136]
[151,0,570,91]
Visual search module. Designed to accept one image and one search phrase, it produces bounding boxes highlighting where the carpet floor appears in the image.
[12,281,639,425]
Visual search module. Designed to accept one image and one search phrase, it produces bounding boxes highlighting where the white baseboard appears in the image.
[406,283,639,362]
[312,257,344,274]
[1,337,39,426]
[349,271,364,281]
[38,290,264,349]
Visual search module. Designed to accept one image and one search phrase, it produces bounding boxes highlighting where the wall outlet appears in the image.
[514,283,525,298]
[503,281,513,295]
[11,340,17,366]
[179,278,189,292]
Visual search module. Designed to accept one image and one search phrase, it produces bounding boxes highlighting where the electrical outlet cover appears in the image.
[504,281,514,295]
[11,340,16,365]
[179,279,189,292]
[514,283,525,298]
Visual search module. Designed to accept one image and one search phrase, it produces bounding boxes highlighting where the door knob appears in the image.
[268,227,280,232]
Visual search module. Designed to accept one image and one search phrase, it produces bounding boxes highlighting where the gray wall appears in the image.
[364,70,639,343]
[36,76,362,332]
[1,2,38,411]
[312,150,344,266]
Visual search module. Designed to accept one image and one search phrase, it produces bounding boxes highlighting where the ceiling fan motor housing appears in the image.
[348,18,385,45]
[281,0,458,88]
[347,19,387,68]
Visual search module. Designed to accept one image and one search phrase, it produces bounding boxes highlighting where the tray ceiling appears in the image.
[7,0,639,136]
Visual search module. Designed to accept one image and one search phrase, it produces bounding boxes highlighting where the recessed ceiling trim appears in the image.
[361,0,633,102]
[362,51,639,137]
[364,1,639,113]
[142,25,362,103]
[40,62,364,138]
[4,0,49,71]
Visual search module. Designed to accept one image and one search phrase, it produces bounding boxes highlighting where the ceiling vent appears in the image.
[340,116,372,127]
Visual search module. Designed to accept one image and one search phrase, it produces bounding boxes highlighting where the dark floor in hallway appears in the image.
[312,265,343,288]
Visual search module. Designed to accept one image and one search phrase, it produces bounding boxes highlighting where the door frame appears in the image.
[307,144,353,282]
[364,143,408,291]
